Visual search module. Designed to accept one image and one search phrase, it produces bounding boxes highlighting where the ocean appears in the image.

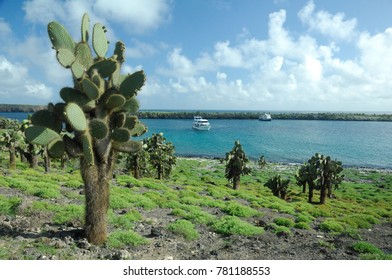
[2,112,392,169]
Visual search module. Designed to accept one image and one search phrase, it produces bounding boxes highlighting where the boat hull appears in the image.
[192,125,211,131]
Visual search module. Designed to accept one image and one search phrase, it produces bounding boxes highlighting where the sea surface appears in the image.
[2,112,392,169]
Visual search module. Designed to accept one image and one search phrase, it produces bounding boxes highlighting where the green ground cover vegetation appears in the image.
[0,150,391,259]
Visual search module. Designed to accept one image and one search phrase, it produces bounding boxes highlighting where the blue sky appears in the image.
[1,0,392,111]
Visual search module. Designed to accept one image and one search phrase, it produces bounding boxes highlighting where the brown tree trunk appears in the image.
[157,164,162,180]
[233,176,240,190]
[308,181,314,203]
[320,185,326,204]
[80,157,113,245]
[44,148,51,173]
[302,183,306,193]
[9,146,16,169]
[133,155,140,179]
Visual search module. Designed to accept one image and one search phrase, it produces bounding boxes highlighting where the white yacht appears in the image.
[259,113,272,121]
[192,116,211,130]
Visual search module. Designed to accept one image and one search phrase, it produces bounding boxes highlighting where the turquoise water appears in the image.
[140,119,392,169]
[2,112,392,168]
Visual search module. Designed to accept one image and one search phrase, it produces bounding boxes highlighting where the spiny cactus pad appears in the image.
[81,13,90,43]
[64,103,87,132]
[112,140,142,153]
[82,78,100,100]
[48,21,75,52]
[92,23,108,58]
[56,48,75,68]
[25,126,61,146]
[105,94,126,110]
[119,70,146,98]
[75,42,93,70]
[88,59,117,79]
[89,119,109,140]
[31,110,62,133]
[110,128,130,142]
[48,139,65,158]
[81,133,94,165]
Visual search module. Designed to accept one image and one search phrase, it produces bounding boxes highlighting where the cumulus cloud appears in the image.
[0,56,53,104]
[144,1,392,111]
[298,0,358,40]
[23,0,171,34]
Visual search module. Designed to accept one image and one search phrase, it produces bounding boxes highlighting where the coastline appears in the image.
[1,106,392,121]
[178,155,392,173]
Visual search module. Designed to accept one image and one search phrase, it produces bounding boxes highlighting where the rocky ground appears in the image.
[1,203,391,260]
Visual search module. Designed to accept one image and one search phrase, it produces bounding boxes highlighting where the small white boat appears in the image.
[192,116,211,130]
[259,113,272,121]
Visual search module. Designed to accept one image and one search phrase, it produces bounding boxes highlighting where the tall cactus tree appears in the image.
[24,14,147,245]
[224,141,251,190]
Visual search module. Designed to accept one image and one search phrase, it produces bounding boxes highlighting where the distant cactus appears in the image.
[258,155,267,169]
[125,145,150,179]
[0,119,24,169]
[264,175,290,200]
[224,141,251,190]
[24,13,147,244]
[297,153,344,204]
[145,133,176,179]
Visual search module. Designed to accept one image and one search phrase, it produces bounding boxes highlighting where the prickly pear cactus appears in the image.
[26,13,147,164]
[25,13,147,245]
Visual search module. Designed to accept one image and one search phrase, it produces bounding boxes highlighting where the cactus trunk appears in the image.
[9,146,16,169]
[233,175,240,190]
[81,156,113,245]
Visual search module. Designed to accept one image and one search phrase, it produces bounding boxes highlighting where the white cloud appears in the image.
[94,0,171,33]
[0,56,53,104]
[298,0,358,40]
[144,1,392,111]
[0,18,11,36]
[23,0,171,35]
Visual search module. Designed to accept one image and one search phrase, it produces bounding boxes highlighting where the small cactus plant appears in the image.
[24,13,147,244]
[296,153,344,204]
[145,133,176,179]
[0,119,25,169]
[264,175,290,200]
[224,141,251,190]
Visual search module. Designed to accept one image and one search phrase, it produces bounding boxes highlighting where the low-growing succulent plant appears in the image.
[24,13,147,245]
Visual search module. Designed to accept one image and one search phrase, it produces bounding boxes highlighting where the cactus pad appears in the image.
[31,110,62,133]
[92,23,108,58]
[89,119,108,140]
[130,122,147,137]
[112,140,142,153]
[48,139,65,158]
[81,13,90,42]
[56,48,75,68]
[88,59,117,79]
[71,61,85,79]
[113,112,127,128]
[117,97,140,114]
[105,94,126,110]
[48,21,75,52]
[75,42,93,70]
[25,126,61,146]
[124,115,138,130]
[119,70,146,98]
[110,128,130,142]
[60,87,93,110]
[81,133,94,165]
[64,103,87,132]
[82,78,100,100]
